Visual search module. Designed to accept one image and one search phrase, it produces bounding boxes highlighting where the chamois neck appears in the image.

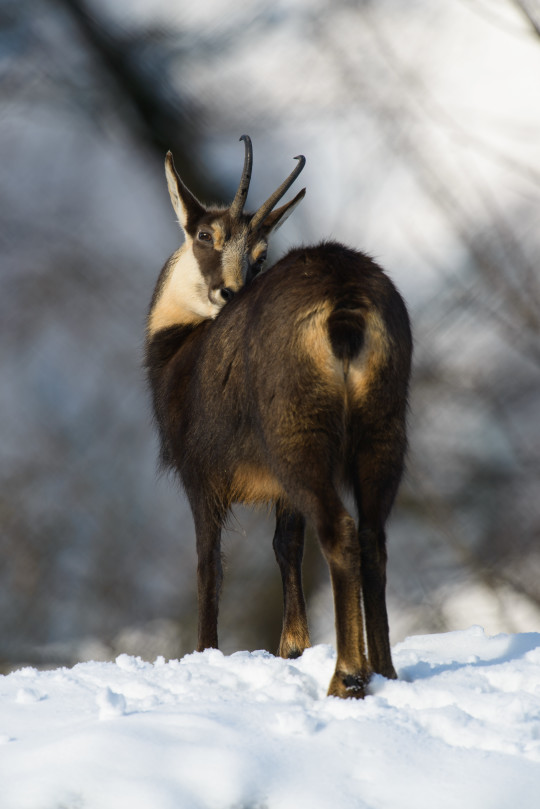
[145,322,202,371]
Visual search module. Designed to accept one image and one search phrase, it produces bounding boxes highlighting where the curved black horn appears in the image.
[249,154,306,231]
[229,135,253,219]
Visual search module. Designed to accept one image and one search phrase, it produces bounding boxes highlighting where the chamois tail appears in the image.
[327,307,366,363]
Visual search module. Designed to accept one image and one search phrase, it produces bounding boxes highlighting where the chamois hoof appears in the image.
[373,663,398,680]
[278,634,310,661]
[327,670,371,699]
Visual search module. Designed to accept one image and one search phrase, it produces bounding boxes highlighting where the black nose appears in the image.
[220,287,235,302]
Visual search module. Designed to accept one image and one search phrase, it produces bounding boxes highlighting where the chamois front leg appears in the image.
[272,505,311,659]
[192,502,224,651]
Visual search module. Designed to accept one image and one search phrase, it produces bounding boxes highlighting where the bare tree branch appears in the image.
[510,0,540,38]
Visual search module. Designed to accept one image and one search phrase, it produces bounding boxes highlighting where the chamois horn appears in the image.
[229,135,253,219]
[249,154,306,231]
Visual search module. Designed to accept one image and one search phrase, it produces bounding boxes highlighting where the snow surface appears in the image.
[2,628,540,808]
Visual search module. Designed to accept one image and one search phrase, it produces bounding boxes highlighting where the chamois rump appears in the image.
[145,136,412,698]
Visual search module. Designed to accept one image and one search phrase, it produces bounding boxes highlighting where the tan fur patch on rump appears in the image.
[347,309,390,400]
[297,302,342,382]
[297,304,391,405]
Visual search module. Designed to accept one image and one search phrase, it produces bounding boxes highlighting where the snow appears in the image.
[2,628,540,808]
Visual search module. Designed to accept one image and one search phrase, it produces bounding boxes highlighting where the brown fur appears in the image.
[146,239,412,699]
[230,464,285,506]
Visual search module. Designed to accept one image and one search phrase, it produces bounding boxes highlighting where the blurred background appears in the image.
[1,0,540,669]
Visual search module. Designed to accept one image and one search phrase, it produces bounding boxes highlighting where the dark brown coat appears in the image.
[146,239,411,698]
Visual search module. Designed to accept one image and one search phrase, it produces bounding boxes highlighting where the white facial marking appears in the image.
[148,238,224,335]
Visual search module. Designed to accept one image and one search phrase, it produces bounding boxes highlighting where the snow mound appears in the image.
[1,628,540,808]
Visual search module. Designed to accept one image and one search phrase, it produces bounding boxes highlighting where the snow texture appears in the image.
[1,628,540,808]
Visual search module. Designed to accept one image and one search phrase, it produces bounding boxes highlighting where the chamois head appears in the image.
[148,136,305,336]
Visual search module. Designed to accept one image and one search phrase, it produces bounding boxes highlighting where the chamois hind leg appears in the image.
[358,522,396,680]
[273,504,311,659]
[306,488,370,699]
[354,438,405,680]
[190,497,224,652]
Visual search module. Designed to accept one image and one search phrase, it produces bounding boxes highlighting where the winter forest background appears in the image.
[1,0,540,669]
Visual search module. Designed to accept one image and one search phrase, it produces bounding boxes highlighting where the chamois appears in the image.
[145,136,412,698]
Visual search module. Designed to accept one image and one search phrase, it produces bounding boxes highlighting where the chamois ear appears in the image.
[259,188,306,235]
[165,151,206,233]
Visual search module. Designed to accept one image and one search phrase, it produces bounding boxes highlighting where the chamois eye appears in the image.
[251,254,267,275]
[220,287,235,302]
[198,231,212,242]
